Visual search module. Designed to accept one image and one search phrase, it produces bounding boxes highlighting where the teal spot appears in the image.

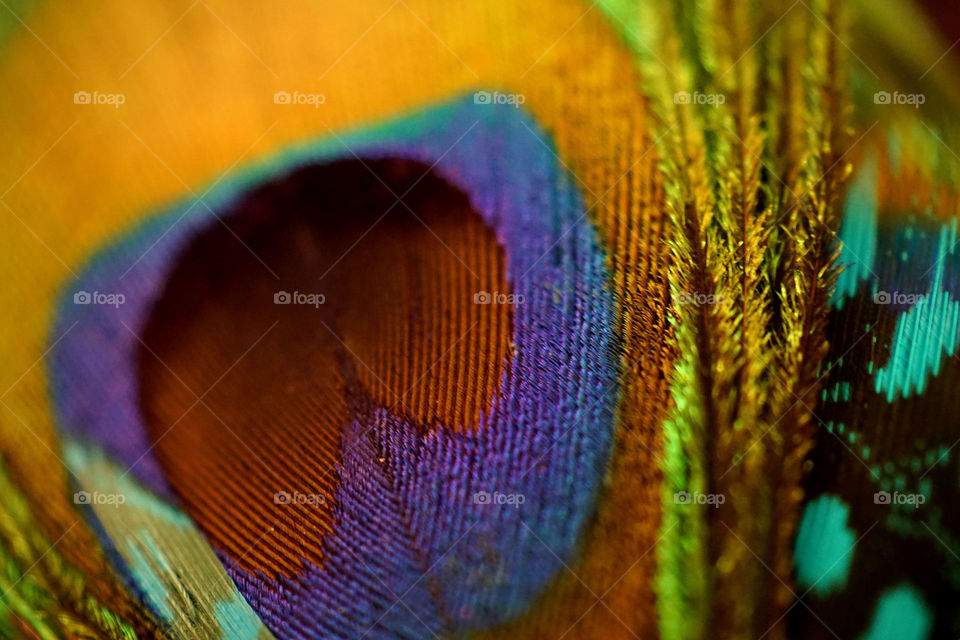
[876,220,960,400]
[124,530,177,621]
[827,381,852,403]
[214,599,267,640]
[64,441,273,638]
[794,495,857,596]
[64,441,194,529]
[860,584,932,640]
[834,155,878,308]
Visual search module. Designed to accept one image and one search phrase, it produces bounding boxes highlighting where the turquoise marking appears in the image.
[826,381,852,403]
[794,495,856,596]
[875,220,960,400]
[860,584,932,640]
[124,530,177,621]
[64,440,272,638]
[214,599,267,640]
[64,441,193,528]
[833,154,878,309]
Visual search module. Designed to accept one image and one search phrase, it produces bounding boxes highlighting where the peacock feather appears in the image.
[0,0,958,638]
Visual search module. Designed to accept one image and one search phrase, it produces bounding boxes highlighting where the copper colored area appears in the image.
[138,158,512,578]
[920,0,960,49]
